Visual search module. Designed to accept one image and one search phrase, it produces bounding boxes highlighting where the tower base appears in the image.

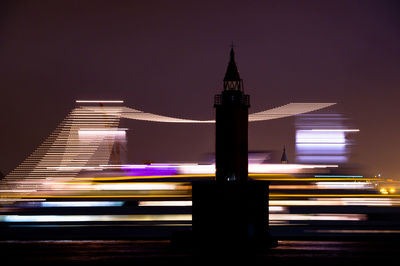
[172,181,277,252]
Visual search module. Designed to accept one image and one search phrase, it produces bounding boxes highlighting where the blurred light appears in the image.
[178,164,215,174]
[138,201,192,207]
[0,198,45,202]
[296,130,346,143]
[311,129,360,132]
[176,163,339,175]
[316,182,372,189]
[47,166,104,171]
[249,103,336,122]
[249,163,338,173]
[270,198,395,207]
[40,201,125,207]
[315,175,364,178]
[76,100,124,103]
[92,183,179,191]
[270,213,366,221]
[1,214,192,223]
[269,206,287,213]
[78,129,126,137]
[295,114,357,164]
[297,156,347,163]
[116,103,336,123]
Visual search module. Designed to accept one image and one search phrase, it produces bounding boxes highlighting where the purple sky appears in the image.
[1,0,399,177]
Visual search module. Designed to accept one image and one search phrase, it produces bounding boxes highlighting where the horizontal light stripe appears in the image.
[1,214,191,223]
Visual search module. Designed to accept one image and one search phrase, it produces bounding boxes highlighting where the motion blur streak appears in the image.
[248,103,336,122]
[82,102,335,123]
[0,105,124,192]
[3,195,191,199]
[1,214,192,223]
[40,201,125,207]
[270,214,366,221]
[270,198,398,206]
[316,182,373,189]
[76,100,124,103]
[138,201,192,206]
[91,183,181,191]
[270,194,400,198]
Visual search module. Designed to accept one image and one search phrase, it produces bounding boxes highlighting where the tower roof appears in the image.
[224,48,241,82]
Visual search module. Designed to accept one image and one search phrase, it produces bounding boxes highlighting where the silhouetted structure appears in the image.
[214,48,250,183]
[191,48,272,251]
[281,146,288,163]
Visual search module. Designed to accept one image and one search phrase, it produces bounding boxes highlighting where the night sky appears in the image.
[1,1,399,177]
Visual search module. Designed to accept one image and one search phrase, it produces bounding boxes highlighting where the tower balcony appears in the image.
[214,92,250,107]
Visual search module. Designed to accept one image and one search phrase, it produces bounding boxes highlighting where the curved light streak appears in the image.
[83,103,335,123]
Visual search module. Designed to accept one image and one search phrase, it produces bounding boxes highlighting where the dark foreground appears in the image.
[2,240,400,266]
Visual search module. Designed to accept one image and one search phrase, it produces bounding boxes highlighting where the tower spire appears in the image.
[281,146,288,164]
[223,46,243,91]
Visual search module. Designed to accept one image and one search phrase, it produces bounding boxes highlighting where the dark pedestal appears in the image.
[191,180,273,250]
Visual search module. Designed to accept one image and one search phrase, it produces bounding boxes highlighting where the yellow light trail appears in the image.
[5,193,396,200]
[67,174,215,182]
[64,173,378,182]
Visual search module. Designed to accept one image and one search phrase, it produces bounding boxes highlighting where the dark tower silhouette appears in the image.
[281,146,288,163]
[214,48,250,183]
[187,48,274,252]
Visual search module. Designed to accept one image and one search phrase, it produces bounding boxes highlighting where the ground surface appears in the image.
[2,240,399,265]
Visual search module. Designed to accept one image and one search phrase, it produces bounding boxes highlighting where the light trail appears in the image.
[2,194,191,199]
[1,214,192,223]
[40,201,125,207]
[270,194,400,198]
[81,102,336,123]
[62,174,377,183]
[76,100,124,103]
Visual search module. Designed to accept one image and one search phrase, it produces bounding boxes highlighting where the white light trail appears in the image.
[82,103,336,123]
[1,214,192,223]
[316,182,373,189]
[177,163,338,175]
[269,213,366,221]
[249,103,336,122]
[76,100,124,103]
[78,130,126,137]
[311,129,360,132]
[138,201,192,207]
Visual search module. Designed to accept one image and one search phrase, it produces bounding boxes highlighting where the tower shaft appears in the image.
[215,90,249,182]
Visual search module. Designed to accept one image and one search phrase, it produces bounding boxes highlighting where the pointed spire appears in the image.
[281,146,288,163]
[224,47,241,82]
[223,45,243,91]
